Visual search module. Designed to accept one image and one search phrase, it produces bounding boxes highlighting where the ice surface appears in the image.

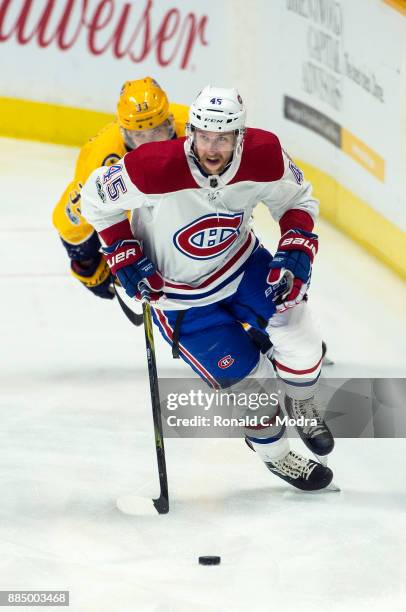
[1,137,406,611]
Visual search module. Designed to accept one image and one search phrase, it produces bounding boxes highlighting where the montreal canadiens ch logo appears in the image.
[174,213,243,260]
[218,355,235,369]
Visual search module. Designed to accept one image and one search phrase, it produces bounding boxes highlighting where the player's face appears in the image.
[194,129,235,175]
[122,119,173,150]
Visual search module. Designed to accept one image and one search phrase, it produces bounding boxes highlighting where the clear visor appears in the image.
[193,128,237,153]
[121,117,175,150]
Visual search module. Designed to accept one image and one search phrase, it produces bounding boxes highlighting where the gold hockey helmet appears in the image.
[117,77,170,131]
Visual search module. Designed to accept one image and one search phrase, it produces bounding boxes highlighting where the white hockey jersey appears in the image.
[81,128,319,310]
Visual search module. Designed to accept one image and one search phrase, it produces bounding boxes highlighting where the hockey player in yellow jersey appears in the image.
[53,77,188,299]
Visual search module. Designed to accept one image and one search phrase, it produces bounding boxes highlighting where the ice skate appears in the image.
[245,429,333,491]
[265,449,333,491]
[284,395,334,456]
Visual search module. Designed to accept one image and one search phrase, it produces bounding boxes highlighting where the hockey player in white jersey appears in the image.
[81,86,335,491]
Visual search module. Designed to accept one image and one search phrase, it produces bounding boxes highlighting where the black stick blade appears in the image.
[153,495,169,514]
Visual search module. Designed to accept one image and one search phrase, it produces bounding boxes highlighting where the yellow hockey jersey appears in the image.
[53,102,189,248]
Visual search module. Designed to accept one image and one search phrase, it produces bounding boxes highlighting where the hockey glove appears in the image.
[267,229,318,312]
[71,256,114,299]
[101,239,164,299]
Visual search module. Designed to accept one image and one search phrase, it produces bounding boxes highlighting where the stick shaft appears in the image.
[141,296,169,513]
[114,284,144,326]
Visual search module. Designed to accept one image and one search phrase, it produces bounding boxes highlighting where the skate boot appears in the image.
[265,450,333,491]
[284,395,334,456]
[245,431,333,491]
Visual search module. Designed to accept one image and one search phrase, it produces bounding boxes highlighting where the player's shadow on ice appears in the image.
[214,485,406,514]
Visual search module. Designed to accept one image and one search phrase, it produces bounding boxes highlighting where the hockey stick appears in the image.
[114,283,144,326]
[116,282,169,515]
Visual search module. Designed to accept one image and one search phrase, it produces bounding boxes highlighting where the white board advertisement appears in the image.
[256,0,405,230]
[0,0,226,109]
[1,0,405,235]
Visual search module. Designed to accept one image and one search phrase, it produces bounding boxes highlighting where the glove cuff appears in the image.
[71,257,111,288]
[279,210,314,235]
[61,230,101,261]
[99,219,134,246]
[278,228,318,262]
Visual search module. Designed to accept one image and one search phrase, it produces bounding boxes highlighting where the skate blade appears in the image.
[325,481,341,492]
[315,454,328,466]
[311,454,340,491]
[303,481,341,494]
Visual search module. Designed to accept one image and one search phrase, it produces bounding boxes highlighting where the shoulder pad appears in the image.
[123,138,197,194]
[230,128,284,184]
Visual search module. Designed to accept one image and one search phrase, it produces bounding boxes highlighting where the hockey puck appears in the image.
[198,556,221,566]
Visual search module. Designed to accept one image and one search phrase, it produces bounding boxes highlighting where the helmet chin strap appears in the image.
[235,130,245,157]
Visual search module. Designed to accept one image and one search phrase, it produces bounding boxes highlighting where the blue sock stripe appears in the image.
[246,425,286,445]
[281,371,321,387]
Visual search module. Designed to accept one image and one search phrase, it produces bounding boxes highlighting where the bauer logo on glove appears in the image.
[101,239,164,299]
[279,235,317,258]
[105,246,148,269]
[267,228,318,313]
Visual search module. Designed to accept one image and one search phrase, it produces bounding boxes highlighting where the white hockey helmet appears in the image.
[188,86,246,133]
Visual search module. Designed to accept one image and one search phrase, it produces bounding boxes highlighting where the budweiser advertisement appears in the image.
[0,0,224,110]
